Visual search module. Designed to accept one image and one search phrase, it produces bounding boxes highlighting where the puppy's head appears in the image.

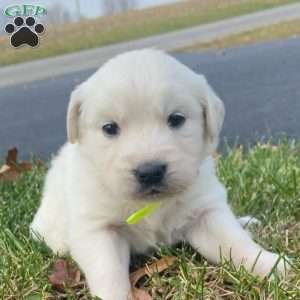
[67,49,224,201]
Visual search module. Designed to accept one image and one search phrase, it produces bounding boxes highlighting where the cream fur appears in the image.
[31,49,288,300]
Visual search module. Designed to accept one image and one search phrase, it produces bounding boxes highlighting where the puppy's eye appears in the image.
[167,113,186,129]
[102,122,120,137]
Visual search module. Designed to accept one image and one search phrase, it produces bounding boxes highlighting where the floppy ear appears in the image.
[199,75,225,152]
[67,87,83,144]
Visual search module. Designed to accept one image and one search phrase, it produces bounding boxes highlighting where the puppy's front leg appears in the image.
[70,228,132,300]
[185,205,287,277]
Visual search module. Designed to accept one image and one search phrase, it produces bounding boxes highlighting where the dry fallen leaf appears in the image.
[130,256,176,286]
[132,288,153,300]
[6,147,18,166]
[130,256,176,300]
[0,147,35,181]
[48,256,176,298]
[0,164,10,173]
[0,166,19,181]
[213,151,221,160]
[48,259,81,291]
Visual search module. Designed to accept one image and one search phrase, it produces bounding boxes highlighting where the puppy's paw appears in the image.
[30,218,68,255]
[251,251,290,278]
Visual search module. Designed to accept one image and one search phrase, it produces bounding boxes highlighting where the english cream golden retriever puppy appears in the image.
[31,49,287,300]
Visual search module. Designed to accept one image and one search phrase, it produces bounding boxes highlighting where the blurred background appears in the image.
[0,0,299,158]
[0,0,179,25]
[1,0,299,65]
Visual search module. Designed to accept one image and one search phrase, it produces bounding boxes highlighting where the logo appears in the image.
[4,4,47,48]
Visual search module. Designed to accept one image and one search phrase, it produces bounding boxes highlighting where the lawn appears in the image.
[1,140,299,299]
[0,0,298,66]
[181,18,300,51]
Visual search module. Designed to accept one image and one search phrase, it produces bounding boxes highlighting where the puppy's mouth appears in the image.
[145,187,162,196]
[142,185,163,196]
[135,183,175,200]
[132,172,191,200]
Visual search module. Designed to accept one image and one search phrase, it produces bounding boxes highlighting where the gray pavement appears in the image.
[1,2,300,88]
[1,38,300,159]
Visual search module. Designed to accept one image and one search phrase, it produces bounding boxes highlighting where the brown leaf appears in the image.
[49,259,81,291]
[132,288,153,300]
[18,161,33,172]
[69,268,81,287]
[0,148,37,182]
[49,260,68,289]
[0,164,20,181]
[0,164,10,173]
[213,152,221,159]
[130,256,176,286]
[6,147,18,166]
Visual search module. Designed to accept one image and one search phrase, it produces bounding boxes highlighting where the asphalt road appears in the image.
[1,38,300,159]
[1,2,300,87]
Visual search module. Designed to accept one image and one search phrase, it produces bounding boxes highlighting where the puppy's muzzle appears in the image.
[133,161,167,194]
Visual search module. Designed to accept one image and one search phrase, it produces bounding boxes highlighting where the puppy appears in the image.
[31,49,287,300]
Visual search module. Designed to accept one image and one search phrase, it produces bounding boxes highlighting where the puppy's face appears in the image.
[67,50,224,201]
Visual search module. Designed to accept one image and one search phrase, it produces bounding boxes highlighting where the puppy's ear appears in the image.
[199,75,225,152]
[67,87,83,144]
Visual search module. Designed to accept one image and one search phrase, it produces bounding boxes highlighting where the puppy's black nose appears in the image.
[134,162,167,186]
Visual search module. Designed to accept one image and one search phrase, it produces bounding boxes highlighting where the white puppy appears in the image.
[31,49,287,300]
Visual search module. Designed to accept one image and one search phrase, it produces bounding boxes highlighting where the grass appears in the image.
[0,0,298,66]
[1,139,300,299]
[181,18,300,51]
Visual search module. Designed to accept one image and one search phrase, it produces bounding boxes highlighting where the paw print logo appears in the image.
[5,16,45,48]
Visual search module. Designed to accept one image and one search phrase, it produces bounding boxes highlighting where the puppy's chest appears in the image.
[123,221,177,253]
[121,203,195,253]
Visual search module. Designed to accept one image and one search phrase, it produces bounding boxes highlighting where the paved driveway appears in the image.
[0,38,299,159]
